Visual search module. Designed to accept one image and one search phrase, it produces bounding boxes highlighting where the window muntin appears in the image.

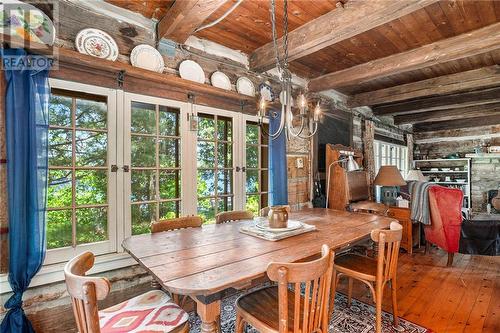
[196,113,234,224]
[374,140,408,177]
[129,102,181,235]
[245,122,269,215]
[47,90,109,250]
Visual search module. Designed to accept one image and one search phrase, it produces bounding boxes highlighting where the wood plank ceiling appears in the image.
[107,0,500,132]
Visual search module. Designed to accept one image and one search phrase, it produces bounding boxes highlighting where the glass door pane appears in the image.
[197,113,234,223]
[129,101,181,235]
[45,81,117,264]
[244,121,268,215]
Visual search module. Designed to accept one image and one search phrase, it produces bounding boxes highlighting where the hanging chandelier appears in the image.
[257,0,321,140]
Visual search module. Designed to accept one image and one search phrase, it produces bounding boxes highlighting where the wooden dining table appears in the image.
[122,208,395,333]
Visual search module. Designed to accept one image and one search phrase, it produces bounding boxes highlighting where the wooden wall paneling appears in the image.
[349,65,500,107]
[394,103,500,125]
[308,22,500,92]
[363,120,376,185]
[372,86,500,116]
[157,0,227,43]
[413,114,500,132]
[57,1,155,56]
[249,0,439,71]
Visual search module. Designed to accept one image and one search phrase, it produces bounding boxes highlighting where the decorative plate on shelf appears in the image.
[0,0,55,45]
[210,71,231,90]
[75,28,119,61]
[236,77,255,96]
[259,82,274,101]
[179,60,205,84]
[255,220,303,233]
[130,44,164,73]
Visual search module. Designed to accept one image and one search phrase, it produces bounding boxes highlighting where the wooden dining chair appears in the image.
[236,245,334,333]
[349,201,389,216]
[260,206,270,217]
[150,215,202,233]
[150,215,202,306]
[64,251,189,333]
[334,222,403,333]
[215,210,253,224]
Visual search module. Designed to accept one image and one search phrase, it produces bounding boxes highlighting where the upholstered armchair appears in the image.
[425,186,464,266]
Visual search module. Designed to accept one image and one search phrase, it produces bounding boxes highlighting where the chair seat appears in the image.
[99,290,189,333]
[335,254,378,281]
[237,286,303,333]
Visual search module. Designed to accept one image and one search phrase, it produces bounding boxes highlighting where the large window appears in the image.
[46,82,117,265]
[44,80,269,264]
[196,113,234,224]
[129,102,181,235]
[374,140,408,177]
[245,121,268,215]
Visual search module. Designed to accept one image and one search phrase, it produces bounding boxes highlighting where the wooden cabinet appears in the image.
[387,206,418,254]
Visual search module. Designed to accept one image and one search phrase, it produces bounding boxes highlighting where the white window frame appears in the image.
[0,80,272,291]
[44,79,118,266]
[374,139,408,178]
[122,93,190,239]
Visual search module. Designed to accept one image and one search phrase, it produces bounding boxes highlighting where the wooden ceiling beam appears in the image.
[308,22,500,92]
[413,114,500,132]
[349,65,500,107]
[157,0,227,43]
[371,87,500,116]
[394,103,500,125]
[249,0,438,72]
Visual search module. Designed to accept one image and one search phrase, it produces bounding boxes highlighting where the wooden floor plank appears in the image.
[336,249,500,333]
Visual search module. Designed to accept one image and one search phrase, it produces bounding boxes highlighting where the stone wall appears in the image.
[414,125,500,212]
[469,155,500,212]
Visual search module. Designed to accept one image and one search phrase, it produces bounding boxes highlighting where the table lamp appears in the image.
[406,169,427,182]
[374,165,406,206]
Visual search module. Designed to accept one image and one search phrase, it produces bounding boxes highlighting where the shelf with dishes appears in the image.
[413,158,472,211]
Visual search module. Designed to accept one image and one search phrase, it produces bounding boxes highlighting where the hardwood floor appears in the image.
[336,248,500,333]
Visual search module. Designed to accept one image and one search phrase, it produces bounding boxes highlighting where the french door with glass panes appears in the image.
[45,79,117,265]
[194,105,244,224]
[123,93,190,237]
[123,96,269,233]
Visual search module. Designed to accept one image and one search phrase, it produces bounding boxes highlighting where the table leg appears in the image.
[195,298,221,333]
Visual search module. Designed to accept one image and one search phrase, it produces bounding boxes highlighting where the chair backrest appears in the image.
[260,206,270,217]
[215,210,253,224]
[151,216,202,233]
[371,222,403,282]
[427,186,464,252]
[267,245,334,333]
[64,252,111,333]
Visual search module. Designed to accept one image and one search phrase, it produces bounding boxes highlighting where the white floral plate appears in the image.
[75,28,119,61]
[179,60,205,84]
[236,77,255,97]
[130,44,164,73]
[211,71,231,90]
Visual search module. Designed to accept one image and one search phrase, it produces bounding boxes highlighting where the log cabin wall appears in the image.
[414,125,500,212]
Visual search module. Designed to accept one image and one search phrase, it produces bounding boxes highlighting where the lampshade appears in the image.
[406,169,427,181]
[346,155,360,171]
[374,165,406,186]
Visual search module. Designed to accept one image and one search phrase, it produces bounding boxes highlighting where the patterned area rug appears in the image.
[188,290,432,333]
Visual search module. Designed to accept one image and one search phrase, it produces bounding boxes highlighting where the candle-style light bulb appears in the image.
[299,93,307,115]
[258,97,266,118]
[313,102,321,122]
